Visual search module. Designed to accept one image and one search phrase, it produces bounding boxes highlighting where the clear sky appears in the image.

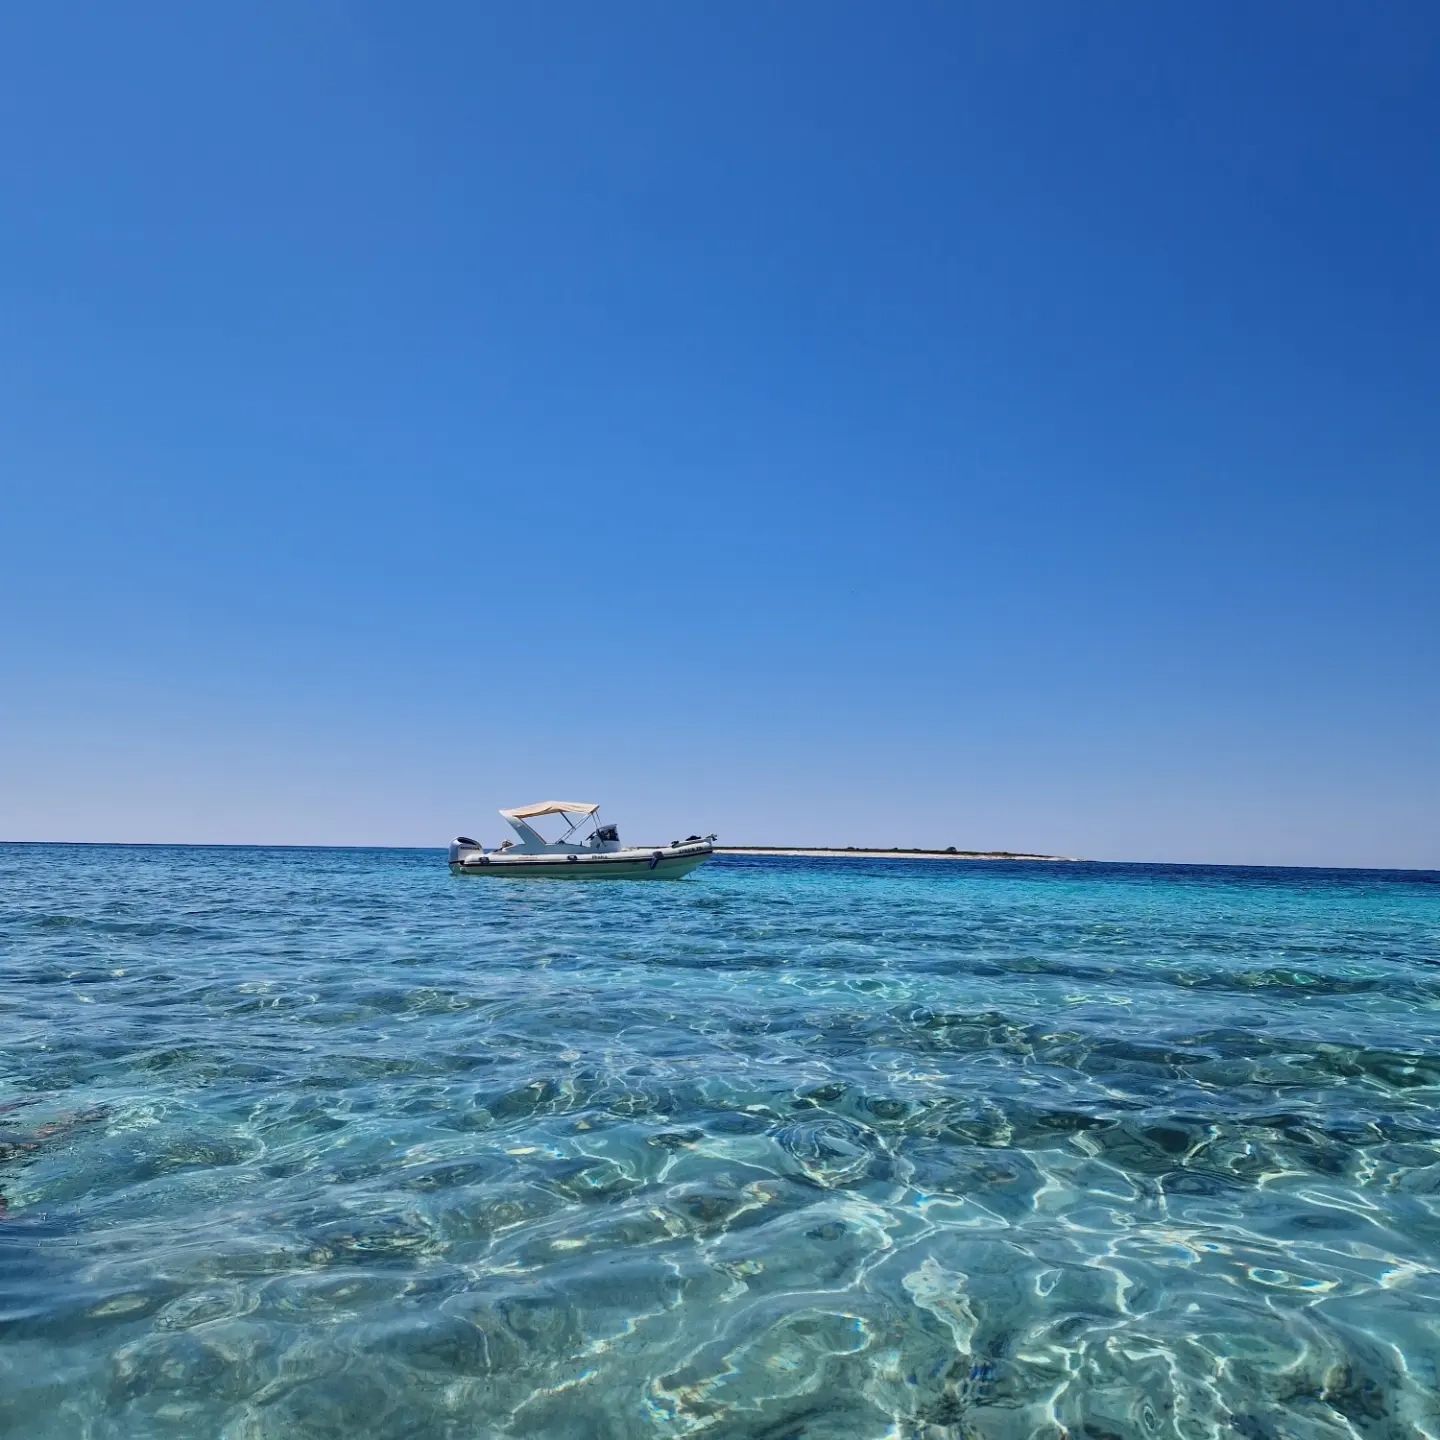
[3,2,1437,867]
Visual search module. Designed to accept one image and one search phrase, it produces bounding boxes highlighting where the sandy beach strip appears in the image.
[715,847,1074,862]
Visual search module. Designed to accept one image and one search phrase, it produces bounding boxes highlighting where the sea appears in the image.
[1,843,1437,1439]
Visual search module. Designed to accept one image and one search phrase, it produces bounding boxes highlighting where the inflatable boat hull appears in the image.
[450,842,712,880]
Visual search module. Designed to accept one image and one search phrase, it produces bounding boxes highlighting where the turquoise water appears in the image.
[2,845,1438,1439]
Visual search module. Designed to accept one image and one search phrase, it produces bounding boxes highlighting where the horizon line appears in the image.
[1,839,1435,875]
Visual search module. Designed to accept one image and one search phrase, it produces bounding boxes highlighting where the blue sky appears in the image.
[3,2,1437,866]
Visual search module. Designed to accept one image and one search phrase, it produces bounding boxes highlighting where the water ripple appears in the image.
[1,844,1437,1438]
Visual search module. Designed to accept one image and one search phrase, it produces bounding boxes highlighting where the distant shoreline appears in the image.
[715,846,1076,862]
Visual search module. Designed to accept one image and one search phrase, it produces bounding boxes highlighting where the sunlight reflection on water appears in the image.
[1,845,1438,1438]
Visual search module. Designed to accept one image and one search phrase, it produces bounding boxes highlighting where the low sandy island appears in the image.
[716,846,1075,862]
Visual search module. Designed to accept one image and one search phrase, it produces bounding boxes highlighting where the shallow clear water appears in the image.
[2,844,1438,1438]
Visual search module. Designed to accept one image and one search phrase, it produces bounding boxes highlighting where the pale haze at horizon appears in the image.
[2,4,1437,869]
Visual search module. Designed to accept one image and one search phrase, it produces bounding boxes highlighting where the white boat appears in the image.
[449,802,714,880]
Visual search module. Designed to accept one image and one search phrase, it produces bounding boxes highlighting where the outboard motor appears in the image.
[590,823,622,853]
[449,836,485,866]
